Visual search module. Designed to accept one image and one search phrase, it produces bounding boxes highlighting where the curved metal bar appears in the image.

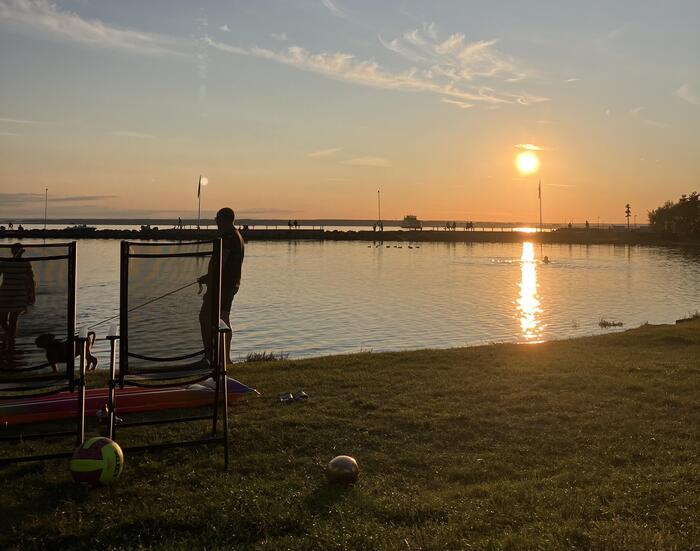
[122,373,213,388]
[0,255,70,261]
[128,251,213,259]
[0,242,73,248]
[123,239,216,247]
[128,349,207,362]
[0,361,53,373]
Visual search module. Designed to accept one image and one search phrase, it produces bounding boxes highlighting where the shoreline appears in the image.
[2,319,699,549]
[1,227,699,247]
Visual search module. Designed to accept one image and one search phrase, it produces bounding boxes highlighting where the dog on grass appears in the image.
[35,332,98,373]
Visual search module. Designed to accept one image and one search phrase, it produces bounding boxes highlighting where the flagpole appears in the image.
[44,187,48,230]
[538,179,543,233]
[377,189,381,224]
[197,175,201,230]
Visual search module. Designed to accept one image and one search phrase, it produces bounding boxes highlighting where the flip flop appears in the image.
[293,389,308,401]
[278,392,294,404]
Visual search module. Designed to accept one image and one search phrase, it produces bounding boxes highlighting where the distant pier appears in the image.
[0,226,696,246]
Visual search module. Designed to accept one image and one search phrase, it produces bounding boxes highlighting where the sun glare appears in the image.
[516,151,540,175]
[517,242,543,342]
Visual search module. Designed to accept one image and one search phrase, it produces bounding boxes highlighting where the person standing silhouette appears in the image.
[198,208,245,365]
[0,244,35,352]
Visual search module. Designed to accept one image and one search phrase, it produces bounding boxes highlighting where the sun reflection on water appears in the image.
[517,242,543,342]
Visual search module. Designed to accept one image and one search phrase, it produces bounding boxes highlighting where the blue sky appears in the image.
[0,0,698,222]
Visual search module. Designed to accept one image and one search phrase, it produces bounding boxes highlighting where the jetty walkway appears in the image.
[0,226,693,246]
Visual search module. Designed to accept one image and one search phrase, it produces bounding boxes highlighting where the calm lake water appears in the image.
[2,238,699,364]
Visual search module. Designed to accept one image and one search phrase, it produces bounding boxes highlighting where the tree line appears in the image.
[648,191,700,236]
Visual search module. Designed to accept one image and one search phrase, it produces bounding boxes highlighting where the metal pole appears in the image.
[377,189,381,224]
[538,179,543,233]
[44,188,48,230]
[197,176,201,230]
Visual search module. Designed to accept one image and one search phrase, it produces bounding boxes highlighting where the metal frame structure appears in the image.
[0,242,88,465]
[107,239,230,469]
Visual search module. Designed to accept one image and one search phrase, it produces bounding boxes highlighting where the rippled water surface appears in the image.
[3,238,699,363]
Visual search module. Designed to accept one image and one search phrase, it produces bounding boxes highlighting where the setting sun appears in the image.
[515,151,540,175]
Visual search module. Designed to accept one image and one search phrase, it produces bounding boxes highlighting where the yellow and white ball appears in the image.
[70,437,124,486]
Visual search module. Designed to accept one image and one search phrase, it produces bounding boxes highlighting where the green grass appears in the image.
[2,321,699,550]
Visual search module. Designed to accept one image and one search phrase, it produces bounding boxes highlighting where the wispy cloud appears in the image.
[0,131,20,136]
[109,130,156,139]
[630,107,667,127]
[237,207,301,216]
[0,116,37,124]
[307,147,340,158]
[0,0,186,55]
[513,91,549,105]
[596,23,630,50]
[0,192,117,206]
[219,24,230,32]
[379,27,525,82]
[196,14,208,105]
[270,32,287,41]
[673,83,699,105]
[514,143,550,151]
[565,78,580,83]
[441,98,473,109]
[207,31,547,108]
[321,0,349,20]
[342,156,391,168]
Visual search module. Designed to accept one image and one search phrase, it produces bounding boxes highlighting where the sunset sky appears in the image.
[1,0,698,222]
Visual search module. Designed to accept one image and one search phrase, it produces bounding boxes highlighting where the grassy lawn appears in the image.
[1,321,699,550]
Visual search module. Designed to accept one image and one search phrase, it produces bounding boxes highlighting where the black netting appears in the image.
[123,241,220,378]
[0,243,74,393]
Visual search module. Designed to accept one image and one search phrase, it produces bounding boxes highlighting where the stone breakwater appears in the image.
[1,227,697,246]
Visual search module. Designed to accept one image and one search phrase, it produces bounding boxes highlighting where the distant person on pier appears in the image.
[178,217,183,229]
[8,222,13,230]
[198,207,245,365]
[293,220,299,229]
[585,220,590,229]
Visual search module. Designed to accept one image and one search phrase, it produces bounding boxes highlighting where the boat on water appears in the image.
[400,215,422,230]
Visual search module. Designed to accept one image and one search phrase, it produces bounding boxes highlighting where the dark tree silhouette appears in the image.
[648,191,700,236]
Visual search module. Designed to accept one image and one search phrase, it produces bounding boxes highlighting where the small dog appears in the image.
[35,332,98,373]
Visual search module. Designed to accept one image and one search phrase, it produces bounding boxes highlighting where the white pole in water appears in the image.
[44,187,48,230]
[377,189,381,225]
